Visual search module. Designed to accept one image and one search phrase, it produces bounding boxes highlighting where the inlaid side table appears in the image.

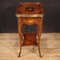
[16,2,44,57]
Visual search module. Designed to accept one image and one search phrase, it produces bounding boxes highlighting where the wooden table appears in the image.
[16,2,44,57]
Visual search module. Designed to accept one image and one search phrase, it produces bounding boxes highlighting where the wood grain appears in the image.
[16,2,44,57]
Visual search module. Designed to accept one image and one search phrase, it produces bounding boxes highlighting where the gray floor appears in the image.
[0,33,60,60]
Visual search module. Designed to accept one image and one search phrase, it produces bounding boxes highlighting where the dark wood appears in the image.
[22,33,37,45]
[16,2,43,14]
[16,2,44,57]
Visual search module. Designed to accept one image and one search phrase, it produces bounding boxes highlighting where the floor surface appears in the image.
[0,33,60,60]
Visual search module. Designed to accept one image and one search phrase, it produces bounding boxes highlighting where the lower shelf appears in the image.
[21,33,38,46]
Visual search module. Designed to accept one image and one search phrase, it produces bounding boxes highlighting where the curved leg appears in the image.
[18,45,22,57]
[18,34,23,57]
[38,46,42,57]
[37,35,42,57]
[37,20,42,57]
